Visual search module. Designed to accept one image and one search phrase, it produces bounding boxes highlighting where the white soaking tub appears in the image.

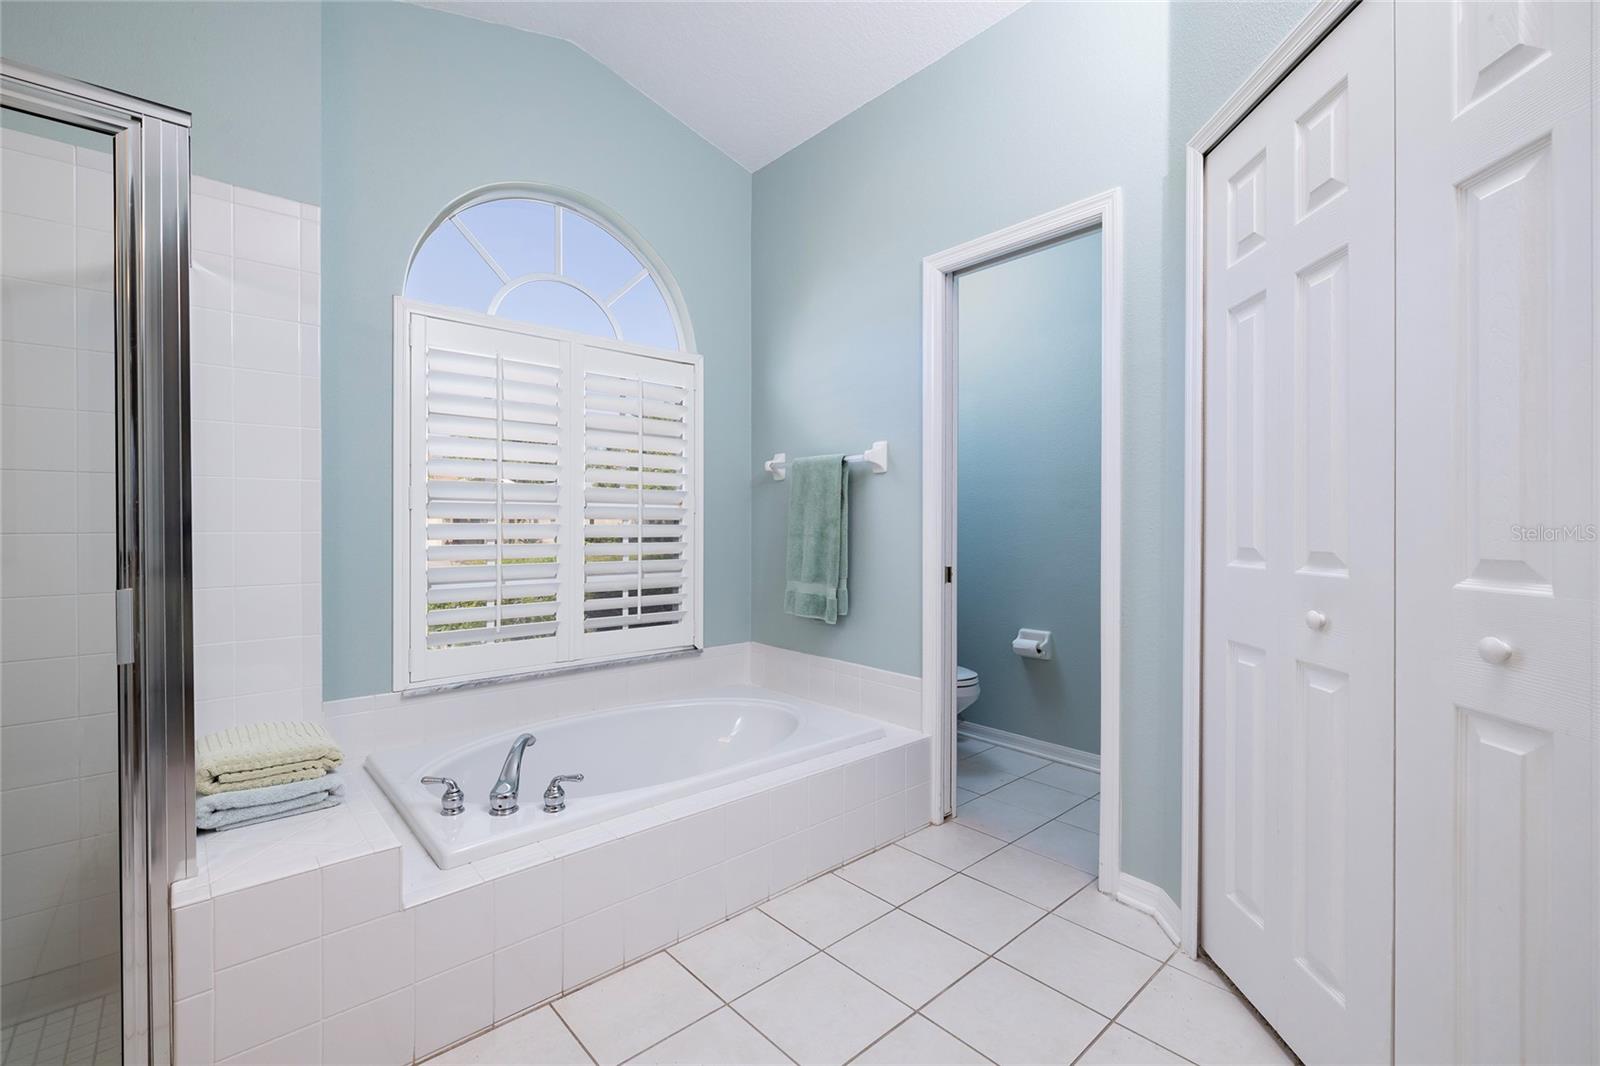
[366,686,884,868]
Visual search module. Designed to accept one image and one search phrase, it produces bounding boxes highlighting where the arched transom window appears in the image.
[405,196,683,351]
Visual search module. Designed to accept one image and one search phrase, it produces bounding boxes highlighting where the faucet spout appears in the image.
[488,733,536,816]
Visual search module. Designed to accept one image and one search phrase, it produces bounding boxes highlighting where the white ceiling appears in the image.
[414,1,1026,171]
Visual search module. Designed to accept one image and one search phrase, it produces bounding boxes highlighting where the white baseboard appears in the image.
[957,721,1100,772]
[1113,873,1181,947]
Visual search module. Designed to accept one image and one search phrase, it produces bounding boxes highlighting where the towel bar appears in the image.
[764,440,888,481]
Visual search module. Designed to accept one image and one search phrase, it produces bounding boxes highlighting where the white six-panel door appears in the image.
[1394,2,1596,1062]
[1200,3,1395,1062]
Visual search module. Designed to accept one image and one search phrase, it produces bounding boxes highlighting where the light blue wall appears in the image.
[0,2,321,205]
[751,0,1313,900]
[320,3,752,698]
[956,231,1101,754]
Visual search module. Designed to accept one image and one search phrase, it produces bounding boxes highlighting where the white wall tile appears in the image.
[563,902,625,991]
[0,594,75,661]
[1,214,74,286]
[493,928,561,1022]
[233,260,298,322]
[232,314,298,374]
[0,656,76,724]
[562,838,633,923]
[414,881,494,981]
[212,868,320,969]
[322,909,412,1017]
[413,955,493,1058]
[218,1023,320,1066]
[624,883,678,961]
[1,149,74,223]
[212,940,321,1060]
[492,860,561,949]
[192,194,233,256]
[321,986,413,1066]
[173,901,214,1000]
[1,278,75,348]
[233,204,299,269]
[1,534,76,597]
[174,992,214,1066]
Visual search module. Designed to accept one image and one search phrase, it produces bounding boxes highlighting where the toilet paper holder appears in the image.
[1013,628,1053,660]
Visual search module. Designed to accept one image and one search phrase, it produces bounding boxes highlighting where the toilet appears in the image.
[955,665,981,717]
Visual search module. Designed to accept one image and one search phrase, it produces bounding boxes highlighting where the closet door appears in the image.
[1395,2,1596,1062]
[1200,3,1394,1062]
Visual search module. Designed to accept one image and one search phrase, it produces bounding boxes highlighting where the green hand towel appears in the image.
[783,454,850,624]
[196,720,344,796]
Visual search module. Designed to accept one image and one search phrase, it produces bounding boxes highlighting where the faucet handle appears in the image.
[543,774,585,813]
[421,775,465,816]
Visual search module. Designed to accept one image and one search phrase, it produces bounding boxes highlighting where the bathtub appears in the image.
[366,686,885,868]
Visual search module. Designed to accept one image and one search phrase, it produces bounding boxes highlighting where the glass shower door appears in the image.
[0,109,123,1065]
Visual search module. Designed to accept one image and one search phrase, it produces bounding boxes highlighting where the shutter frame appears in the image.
[394,300,702,689]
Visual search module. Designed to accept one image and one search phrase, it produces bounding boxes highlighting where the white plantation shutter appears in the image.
[399,305,700,687]
[577,344,696,656]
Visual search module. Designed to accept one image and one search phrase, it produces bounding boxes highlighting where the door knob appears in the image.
[1305,610,1328,631]
[1477,637,1513,665]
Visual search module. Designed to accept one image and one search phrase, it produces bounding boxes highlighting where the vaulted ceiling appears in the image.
[414,1,1026,170]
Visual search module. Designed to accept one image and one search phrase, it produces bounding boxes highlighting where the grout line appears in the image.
[548,1003,600,1066]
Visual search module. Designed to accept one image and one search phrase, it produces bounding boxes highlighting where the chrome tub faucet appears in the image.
[542,774,584,813]
[489,733,536,816]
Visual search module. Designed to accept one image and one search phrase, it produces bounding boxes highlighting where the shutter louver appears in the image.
[402,310,698,687]
[579,346,695,654]
[411,316,570,679]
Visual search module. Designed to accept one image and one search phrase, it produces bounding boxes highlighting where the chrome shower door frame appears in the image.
[1,61,194,1066]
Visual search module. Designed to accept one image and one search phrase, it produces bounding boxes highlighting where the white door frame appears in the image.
[920,188,1124,885]
[1180,0,1359,954]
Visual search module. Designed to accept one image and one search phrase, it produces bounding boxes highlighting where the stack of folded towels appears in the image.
[195,721,346,832]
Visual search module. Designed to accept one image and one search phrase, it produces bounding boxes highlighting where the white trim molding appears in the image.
[1116,873,1182,948]
[1180,0,1359,955]
[921,187,1125,872]
[956,722,1099,774]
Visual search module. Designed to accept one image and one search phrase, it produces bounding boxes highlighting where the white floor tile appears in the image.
[835,844,952,905]
[827,910,984,1008]
[997,914,1162,1017]
[630,1007,788,1065]
[668,909,814,1001]
[853,1016,989,1065]
[898,822,1006,872]
[983,777,1087,818]
[1076,1023,1187,1065]
[1014,818,1099,873]
[552,954,718,1066]
[759,874,890,948]
[431,1006,591,1065]
[732,954,910,1065]
[1166,950,1232,991]
[900,874,1044,954]
[1118,968,1291,1065]
[1024,762,1100,796]
[964,843,1093,910]
[952,795,1056,843]
[953,737,992,760]
[954,787,980,807]
[1054,885,1175,961]
[967,747,1049,778]
[954,759,1016,797]
[923,959,1105,1066]
[1059,796,1101,832]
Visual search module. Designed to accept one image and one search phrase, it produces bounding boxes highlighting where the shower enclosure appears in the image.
[1,61,193,1064]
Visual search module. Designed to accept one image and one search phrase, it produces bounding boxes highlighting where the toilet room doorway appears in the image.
[920,189,1139,921]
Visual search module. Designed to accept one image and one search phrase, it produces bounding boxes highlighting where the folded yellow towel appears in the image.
[196,721,344,796]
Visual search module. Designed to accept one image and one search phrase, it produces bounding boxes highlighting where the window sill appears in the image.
[397,644,701,698]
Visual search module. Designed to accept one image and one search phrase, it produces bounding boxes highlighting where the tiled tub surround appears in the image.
[1,127,122,1027]
[171,704,931,1064]
[189,175,322,739]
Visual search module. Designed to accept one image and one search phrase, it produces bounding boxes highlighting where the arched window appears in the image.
[405,194,684,351]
